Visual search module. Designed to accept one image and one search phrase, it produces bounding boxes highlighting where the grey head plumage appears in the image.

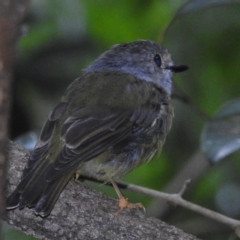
[85,40,188,94]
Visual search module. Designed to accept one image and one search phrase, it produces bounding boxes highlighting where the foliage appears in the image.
[6,0,240,239]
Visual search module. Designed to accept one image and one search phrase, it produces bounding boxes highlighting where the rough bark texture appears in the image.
[0,0,29,239]
[4,141,200,240]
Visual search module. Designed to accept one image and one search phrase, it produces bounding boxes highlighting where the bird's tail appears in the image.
[6,164,74,217]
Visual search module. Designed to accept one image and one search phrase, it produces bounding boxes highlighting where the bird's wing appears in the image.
[44,106,134,181]
[26,72,167,182]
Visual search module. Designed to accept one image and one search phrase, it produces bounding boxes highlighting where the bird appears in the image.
[6,40,188,216]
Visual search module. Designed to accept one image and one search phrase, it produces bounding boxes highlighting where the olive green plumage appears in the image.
[6,40,187,216]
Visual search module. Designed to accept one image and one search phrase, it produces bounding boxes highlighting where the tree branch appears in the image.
[4,141,199,240]
[0,0,29,238]
[84,161,240,237]
[147,150,209,218]
[116,180,240,237]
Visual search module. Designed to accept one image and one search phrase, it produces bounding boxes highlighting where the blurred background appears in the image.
[4,0,240,239]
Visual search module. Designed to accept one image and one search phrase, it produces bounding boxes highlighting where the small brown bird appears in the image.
[7,40,188,216]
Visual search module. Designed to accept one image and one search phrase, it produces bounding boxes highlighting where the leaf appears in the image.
[201,99,240,163]
[176,0,240,17]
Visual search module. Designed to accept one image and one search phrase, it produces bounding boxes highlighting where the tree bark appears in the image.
[4,141,200,240]
[0,0,29,238]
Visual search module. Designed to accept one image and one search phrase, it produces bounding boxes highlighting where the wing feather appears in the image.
[45,110,132,181]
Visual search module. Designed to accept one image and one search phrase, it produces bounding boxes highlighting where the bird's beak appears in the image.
[165,65,189,73]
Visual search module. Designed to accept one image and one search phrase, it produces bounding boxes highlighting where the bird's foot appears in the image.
[115,195,145,216]
[73,172,81,181]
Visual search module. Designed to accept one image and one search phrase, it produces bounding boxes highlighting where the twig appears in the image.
[122,181,240,237]
[84,176,240,237]
[148,150,209,218]
[178,179,191,196]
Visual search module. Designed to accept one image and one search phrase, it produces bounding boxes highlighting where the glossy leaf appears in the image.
[201,99,240,163]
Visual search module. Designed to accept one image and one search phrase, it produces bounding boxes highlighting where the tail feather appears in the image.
[35,171,74,216]
[6,191,21,210]
[6,171,35,209]
[19,169,49,209]
[6,164,75,217]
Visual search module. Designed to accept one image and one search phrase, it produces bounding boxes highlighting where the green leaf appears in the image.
[201,99,240,163]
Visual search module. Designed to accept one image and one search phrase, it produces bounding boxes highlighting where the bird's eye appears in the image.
[154,54,162,67]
